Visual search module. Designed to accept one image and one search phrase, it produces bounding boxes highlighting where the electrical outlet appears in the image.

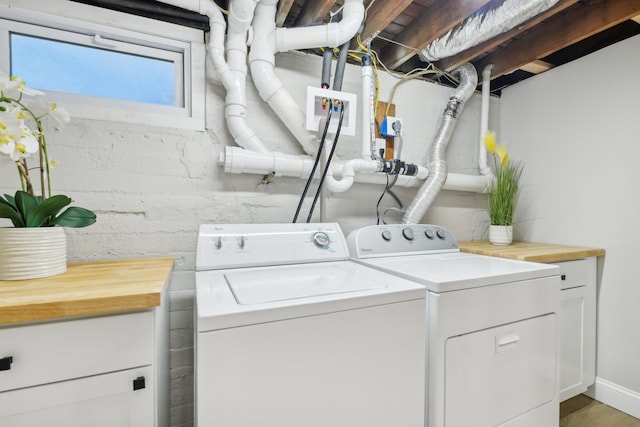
[380,116,402,137]
[306,87,357,136]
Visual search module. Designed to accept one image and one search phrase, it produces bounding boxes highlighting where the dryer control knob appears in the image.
[312,232,330,249]
[425,229,434,239]
[436,229,446,239]
[402,227,414,241]
[381,230,392,241]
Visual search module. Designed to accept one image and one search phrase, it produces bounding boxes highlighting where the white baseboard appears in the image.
[585,377,640,419]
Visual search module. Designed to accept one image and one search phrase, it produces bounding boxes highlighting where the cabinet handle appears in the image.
[0,356,13,371]
[133,376,146,391]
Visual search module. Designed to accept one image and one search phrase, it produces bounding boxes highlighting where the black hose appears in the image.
[292,107,333,223]
[306,102,345,222]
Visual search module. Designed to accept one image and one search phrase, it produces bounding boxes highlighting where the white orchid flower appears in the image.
[0,107,39,161]
[10,125,39,160]
[48,102,70,126]
[0,71,44,98]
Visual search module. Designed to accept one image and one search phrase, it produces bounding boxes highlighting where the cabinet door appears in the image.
[0,366,154,427]
[559,285,595,401]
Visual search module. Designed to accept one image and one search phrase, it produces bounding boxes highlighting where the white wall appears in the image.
[501,34,640,412]
[0,4,498,424]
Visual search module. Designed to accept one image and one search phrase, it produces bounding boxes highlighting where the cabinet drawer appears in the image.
[554,258,596,290]
[0,311,153,393]
[0,365,154,427]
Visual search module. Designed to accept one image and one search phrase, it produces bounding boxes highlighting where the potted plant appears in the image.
[485,130,523,245]
[0,72,96,280]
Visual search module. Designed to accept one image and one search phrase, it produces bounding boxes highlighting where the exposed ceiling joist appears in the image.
[436,0,582,72]
[294,0,336,27]
[520,60,554,74]
[379,0,493,70]
[276,0,295,27]
[475,0,640,79]
[359,0,413,44]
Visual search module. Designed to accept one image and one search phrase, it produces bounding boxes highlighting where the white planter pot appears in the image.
[0,227,67,280]
[489,225,513,246]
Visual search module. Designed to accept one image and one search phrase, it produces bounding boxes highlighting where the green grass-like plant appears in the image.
[485,131,523,226]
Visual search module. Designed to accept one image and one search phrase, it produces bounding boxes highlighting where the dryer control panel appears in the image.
[196,223,348,270]
[347,224,459,258]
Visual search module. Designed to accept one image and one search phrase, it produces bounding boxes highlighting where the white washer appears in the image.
[348,224,561,427]
[195,223,426,427]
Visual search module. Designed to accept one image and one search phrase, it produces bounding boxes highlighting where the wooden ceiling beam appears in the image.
[519,60,554,74]
[474,0,640,79]
[276,0,295,27]
[294,0,336,26]
[379,0,492,70]
[437,0,582,72]
[360,0,414,44]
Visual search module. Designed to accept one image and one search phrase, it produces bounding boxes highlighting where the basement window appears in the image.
[0,1,205,130]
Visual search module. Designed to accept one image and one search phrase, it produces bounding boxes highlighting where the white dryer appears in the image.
[195,223,426,427]
[348,224,561,427]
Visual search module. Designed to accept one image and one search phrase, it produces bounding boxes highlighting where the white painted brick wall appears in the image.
[0,50,498,426]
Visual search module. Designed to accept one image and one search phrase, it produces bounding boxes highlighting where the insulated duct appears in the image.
[419,0,560,62]
[401,63,478,225]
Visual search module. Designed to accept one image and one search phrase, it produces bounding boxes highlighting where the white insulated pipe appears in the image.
[225,0,271,154]
[249,0,318,155]
[479,64,493,176]
[249,0,365,158]
[220,147,429,189]
[361,56,374,160]
[275,0,365,52]
[159,0,271,154]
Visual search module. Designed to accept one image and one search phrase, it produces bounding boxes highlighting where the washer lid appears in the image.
[355,252,559,293]
[196,260,425,331]
[225,263,385,305]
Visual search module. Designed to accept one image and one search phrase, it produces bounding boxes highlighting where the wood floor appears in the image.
[561,395,640,427]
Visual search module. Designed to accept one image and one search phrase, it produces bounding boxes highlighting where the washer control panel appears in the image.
[347,224,459,258]
[196,223,348,270]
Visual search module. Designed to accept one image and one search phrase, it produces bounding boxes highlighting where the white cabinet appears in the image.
[555,257,597,402]
[0,307,168,426]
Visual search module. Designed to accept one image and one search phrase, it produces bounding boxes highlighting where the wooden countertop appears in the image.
[458,241,605,263]
[0,257,174,325]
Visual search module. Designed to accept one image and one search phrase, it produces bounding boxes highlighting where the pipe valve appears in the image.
[379,160,418,176]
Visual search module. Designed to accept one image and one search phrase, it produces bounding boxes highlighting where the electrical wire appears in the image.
[306,101,345,223]
[375,174,405,225]
[292,106,333,223]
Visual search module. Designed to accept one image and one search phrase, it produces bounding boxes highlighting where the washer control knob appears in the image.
[402,227,414,241]
[237,236,246,249]
[381,230,392,241]
[313,232,330,249]
[436,229,446,240]
[424,229,434,240]
[214,237,222,249]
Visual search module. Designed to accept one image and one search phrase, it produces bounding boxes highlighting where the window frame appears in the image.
[0,0,206,130]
